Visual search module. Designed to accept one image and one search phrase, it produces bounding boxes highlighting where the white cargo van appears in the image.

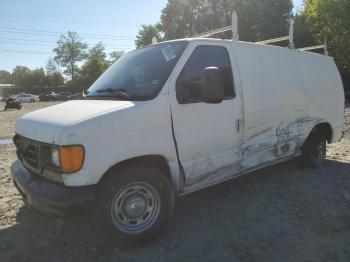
[11,38,344,242]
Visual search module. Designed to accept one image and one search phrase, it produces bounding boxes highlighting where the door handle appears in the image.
[236,119,241,133]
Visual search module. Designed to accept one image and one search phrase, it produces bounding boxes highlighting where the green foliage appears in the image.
[79,42,109,88]
[297,0,350,71]
[109,50,125,64]
[45,57,65,87]
[135,24,162,48]
[53,31,88,80]
[45,57,61,75]
[0,70,11,84]
[12,66,45,88]
[10,65,64,89]
[11,66,31,88]
[157,0,293,42]
[236,0,293,41]
[294,12,317,48]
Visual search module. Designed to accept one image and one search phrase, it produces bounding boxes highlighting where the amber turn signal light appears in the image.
[59,145,85,173]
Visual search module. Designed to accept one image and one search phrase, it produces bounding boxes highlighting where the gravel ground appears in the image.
[0,101,61,139]
[0,101,349,262]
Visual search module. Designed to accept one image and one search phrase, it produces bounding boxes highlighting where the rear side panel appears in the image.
[295,51,344,142]
[233,42,344,171]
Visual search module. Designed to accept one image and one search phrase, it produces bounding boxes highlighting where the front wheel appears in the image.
[97,166,175,243]
[300,133,326,167]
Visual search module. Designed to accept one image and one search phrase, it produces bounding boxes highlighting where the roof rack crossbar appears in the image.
[255,36,289,44]
[193,26,231,38]
[298,38,328,55]
[298,45,325,51]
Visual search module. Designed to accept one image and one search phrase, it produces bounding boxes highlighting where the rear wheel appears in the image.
[97,166,175,243]
[300,133,327,167]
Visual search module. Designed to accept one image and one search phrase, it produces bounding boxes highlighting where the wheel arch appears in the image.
[98,154,177,191]
[307,122,333,143]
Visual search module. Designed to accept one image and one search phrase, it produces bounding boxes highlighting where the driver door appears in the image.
[169,42,243,191]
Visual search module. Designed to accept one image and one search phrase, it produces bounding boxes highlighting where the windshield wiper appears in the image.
[92,88,131,99]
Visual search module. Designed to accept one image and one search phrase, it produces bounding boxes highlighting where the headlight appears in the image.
[43,145,85,173]
[59,145,85,173]
[51,148,60,167]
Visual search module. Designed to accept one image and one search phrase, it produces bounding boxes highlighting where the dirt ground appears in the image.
[0,102,61,139]
[0,101,350,262]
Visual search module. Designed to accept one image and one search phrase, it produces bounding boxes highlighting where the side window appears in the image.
[176,45,235,103]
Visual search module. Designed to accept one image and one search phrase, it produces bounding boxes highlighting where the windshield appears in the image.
[87,41,188,101]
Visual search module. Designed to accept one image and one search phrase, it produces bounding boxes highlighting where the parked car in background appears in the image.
[39,92,57,102]
[56,92,72,101]
[14,93,39,103]
[69,92,84,100]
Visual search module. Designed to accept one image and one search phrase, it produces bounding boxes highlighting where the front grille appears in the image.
[14,135,41,173]
[24,144,40,170]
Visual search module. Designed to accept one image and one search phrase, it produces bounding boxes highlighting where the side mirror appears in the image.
[201,67,225,104]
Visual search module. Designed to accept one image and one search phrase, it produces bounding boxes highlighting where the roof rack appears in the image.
[190,9,328,55]
[255,36,289,44]
[298,37,328,55]
[193,10,239,41]
[193,26,231,38]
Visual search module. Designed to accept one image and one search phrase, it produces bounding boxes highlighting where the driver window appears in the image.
[176,45,235,103]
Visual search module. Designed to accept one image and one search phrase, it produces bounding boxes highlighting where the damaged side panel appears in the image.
[182,116,322,194]
[240,116,322,171]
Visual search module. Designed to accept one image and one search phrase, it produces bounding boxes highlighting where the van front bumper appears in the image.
[11,159,96,218]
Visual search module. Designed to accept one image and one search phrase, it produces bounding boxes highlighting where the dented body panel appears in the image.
[13,38,344,196]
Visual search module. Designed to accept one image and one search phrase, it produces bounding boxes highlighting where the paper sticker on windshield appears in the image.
[162,45,176,61]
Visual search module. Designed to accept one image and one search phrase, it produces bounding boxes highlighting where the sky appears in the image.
[0,0,303,72]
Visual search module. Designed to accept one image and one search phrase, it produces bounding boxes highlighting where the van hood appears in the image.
[16,100,134,144]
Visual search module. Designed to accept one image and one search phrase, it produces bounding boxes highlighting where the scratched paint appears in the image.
[240,117,323,171]
[183,117,323,193]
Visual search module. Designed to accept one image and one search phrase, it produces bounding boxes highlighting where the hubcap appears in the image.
[123,195,146,218]
[111,182,160,234]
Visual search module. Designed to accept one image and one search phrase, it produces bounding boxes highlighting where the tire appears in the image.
[30,99,35,102]
[4,105,7,111]
[96,165,175,243]
[17,105,22,110]
[300,133,327,167]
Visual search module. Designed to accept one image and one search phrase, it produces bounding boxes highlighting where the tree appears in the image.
[109,50,125,64]
[45,57,61,75]
[160,0,202,40]
[0,70,11,84]
[44,58,65,87]
[294,12,317,48]
[11,66,31,88]
[135,24,162,48]
[11,66,48,88]
[29,68,47,88]
[300,0,350,71]
[79,42,109,87]
[158,0,293,42]
[53,31,88,81]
